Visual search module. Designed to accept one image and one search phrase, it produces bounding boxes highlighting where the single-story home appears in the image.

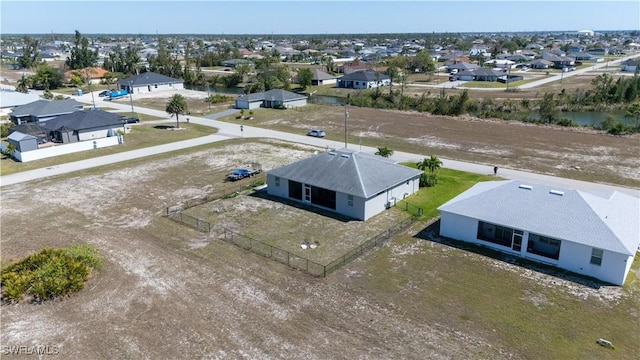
[8,123,48,143]
[438,180,640,286]
[446,62,480,73]
[41,109,125,144]
[117,72,184,93]
[541,52,575,69]
[620,59,639,72]
[9,99,84,124]
[311,68,338,86]
[336,71,391,89]
[235,89,307,110]
[528,59,553,69]
[0,88,40,110]
[483,59,515,69]
[266,149,423,221]
[456,68,506,82]
[220,58,254,68]
[64,67,109,85]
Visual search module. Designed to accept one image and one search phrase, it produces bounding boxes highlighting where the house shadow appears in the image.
[249,189,355,223]
[414,219,611,289]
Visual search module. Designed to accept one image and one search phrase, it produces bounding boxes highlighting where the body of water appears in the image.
[527,111,633,126]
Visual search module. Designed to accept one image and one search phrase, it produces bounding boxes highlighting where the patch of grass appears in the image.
[397,167,498,219]
[1,244,102,303]
[0,123,217,176]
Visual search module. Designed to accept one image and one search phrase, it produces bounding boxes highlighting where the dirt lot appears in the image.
[1,139,638,359]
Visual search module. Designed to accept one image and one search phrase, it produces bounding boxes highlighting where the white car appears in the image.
[307,129,326,138]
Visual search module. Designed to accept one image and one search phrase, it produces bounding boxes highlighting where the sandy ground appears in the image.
[1,139,637,359]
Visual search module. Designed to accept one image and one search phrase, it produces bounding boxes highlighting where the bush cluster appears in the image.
[1,245,102,303]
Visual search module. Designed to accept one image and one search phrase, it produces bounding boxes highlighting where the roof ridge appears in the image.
[351,153,368,197]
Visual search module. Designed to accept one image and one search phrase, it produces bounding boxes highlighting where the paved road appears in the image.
[2,74,638,198]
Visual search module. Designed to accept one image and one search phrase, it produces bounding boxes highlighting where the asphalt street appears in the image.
[1,69,639,198]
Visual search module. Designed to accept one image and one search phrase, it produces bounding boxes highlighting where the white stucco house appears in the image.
[235,89,307,110]
[336,71,391,89]
[438,180,640,286]
[118,71,184,93]
[266,148,423,221]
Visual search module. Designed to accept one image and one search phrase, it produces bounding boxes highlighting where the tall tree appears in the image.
[417,155,443,187]
[17,37,40,70]
[625,102,640,132]
[65,30,97,70]
[166,94,188,129]
[296,68,313,90]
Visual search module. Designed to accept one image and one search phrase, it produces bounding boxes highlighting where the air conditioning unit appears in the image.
[385,202,391,209]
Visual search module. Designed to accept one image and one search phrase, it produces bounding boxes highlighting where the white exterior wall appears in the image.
[5,136,122,162]
[235,100,262,110]
[135,83,184,92]
[363,178,419,220]
[335,192,365,220]
[266,173,289,198]
[439,212,480,243]
[558,241,634,286]
[78,128,111,141]
[283,99,307,109]
[439,211,634,286]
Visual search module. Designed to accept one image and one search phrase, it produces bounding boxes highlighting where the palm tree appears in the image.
[166,94,188,128]
[16,75,29,93]
[375,146,394,158]
[417,155,443,187]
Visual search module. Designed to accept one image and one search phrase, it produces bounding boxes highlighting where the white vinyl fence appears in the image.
[2,136,122,162]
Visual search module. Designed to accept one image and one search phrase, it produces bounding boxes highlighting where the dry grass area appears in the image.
[220,104,640,188]
[1,139,638,359]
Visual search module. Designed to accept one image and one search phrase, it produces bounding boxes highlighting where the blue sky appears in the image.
[2,1,639,34]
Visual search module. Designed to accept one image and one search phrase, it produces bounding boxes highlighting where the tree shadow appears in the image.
[414,219,611,289]
[153,125,176,130]
[249,189,355,223]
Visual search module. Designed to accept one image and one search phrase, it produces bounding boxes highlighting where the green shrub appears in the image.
[1,245,101,303]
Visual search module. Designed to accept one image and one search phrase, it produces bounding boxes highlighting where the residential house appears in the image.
[0,88,40,110]
[42,109,125,144]
[9,99,84,124]
[620,59,639,72]
[528,59,553,69]
[235,89,307,110]
[336,71,390,89]
[64,67,109,85]
[483,59,515,69]
[266,149,423,221]
[310,69,338,86]
[220,58,254,68]
[446,62,480,73]
[541,52,575,69]
[438,180,640,286]
[118,72,184,93]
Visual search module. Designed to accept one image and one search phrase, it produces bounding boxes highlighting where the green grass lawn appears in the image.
[0,123,217,176]
[396,167,498,219]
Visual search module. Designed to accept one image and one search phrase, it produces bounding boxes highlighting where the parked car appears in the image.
[225,168,261,181]
[307,129,326,137]
[98,90,111,97]
[121,117,140,124]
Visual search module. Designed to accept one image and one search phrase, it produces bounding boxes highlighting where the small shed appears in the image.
[7,131,39,152]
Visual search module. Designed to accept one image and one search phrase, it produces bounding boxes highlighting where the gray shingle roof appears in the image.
[311,69,338,81]
[42,109,124,132]
[7,131,38,141]
[438,180,640,255]
[338,71,390,82]
[118,71,182,86]
[236,89,307,103]
[9,99,82,117]
[268,149,423,198]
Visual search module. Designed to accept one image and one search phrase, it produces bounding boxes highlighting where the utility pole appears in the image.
[344,103,349,149]
[129,80,135,117]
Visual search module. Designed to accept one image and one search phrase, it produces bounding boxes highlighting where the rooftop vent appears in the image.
[328,152,336,156]
[549,190,564,196]
[340,154,350,158]
[518,184,533,190]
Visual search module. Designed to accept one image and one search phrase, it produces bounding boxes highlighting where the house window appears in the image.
[590,248,603,266]
[154,84,158,89]
[347,195,353,207]
[275,177,280,187]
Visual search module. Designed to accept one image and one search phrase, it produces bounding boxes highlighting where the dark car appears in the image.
[122,117,140,124]
[98,90,111,97]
